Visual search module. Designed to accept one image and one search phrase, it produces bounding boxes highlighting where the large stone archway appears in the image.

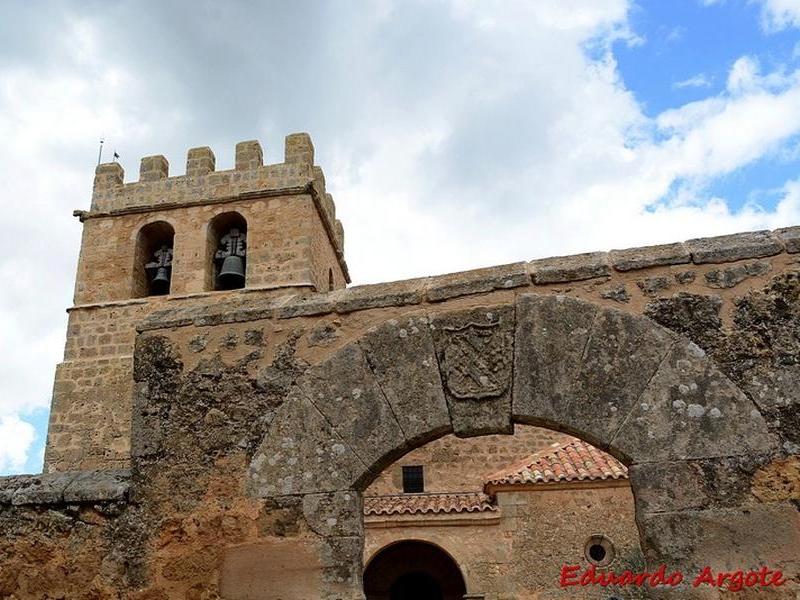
[247,294,792,598]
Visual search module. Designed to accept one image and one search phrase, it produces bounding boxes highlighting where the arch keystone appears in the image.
[430,305,514,437]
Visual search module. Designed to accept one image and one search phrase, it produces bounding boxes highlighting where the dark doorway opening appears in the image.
[364,540,466,600]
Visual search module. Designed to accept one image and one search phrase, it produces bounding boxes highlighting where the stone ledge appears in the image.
[529,251,610,283]
[426,263,529,302]
[686,230,783,264]
[135,225,799,331]
[610,242,690,271]
[0,470,129,506]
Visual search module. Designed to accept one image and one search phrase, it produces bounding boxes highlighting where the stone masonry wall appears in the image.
[367,425,568,495]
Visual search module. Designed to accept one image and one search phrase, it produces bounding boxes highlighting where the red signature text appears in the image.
[560,564,786,592]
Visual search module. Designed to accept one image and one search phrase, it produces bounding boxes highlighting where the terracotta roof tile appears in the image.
[363,492,496,516]
[485,438,627,487]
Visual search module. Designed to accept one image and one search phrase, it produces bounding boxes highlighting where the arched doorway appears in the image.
[364,541,467,600]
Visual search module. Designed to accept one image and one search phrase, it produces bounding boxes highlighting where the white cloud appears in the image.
[759,0,800,31]
[0,415,35,473]
[674,73,713,89]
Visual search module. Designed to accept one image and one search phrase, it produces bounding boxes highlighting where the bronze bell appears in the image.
[151,266,171,294]
[218,255,245,287]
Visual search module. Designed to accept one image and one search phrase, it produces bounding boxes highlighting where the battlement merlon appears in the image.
[81,132,350,283]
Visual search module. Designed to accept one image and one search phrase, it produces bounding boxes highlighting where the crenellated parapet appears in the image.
[89,133,344,256]
[83,132,347,285]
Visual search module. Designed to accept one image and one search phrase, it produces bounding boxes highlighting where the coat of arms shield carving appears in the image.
[439,319,512,400]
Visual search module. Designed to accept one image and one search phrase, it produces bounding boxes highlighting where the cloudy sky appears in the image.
[1,0,800,475]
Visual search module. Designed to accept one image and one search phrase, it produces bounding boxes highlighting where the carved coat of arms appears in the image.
[439,319,512,400]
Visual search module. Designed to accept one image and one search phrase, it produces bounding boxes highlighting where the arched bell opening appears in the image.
[132,220,175,297]
[363,540,466,600]
[207,211,247,291]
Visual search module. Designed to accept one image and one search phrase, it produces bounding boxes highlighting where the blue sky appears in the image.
[616,0,800,210]
[0,0,799,475]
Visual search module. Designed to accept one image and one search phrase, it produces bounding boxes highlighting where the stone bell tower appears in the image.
[44,133,349,472]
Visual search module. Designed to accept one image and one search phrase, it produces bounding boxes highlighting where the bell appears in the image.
[150,266,171,295]
[218,255,245,288]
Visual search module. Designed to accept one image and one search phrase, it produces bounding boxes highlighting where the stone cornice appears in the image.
[137,226,799,332]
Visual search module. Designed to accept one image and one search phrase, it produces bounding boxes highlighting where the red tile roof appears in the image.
[484,438,628,487]
[364,492,497,516]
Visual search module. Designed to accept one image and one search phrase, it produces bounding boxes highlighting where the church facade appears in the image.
[0,133,798,599]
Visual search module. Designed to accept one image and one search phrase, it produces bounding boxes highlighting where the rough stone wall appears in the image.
[363,484,638,600]
[0,471,132,599]
[367,425,568,495]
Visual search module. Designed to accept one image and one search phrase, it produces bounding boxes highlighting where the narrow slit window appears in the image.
[402,465,424,493]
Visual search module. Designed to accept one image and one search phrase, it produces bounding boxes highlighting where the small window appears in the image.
[402,465,424,493]
[328,268,334,292]
[584,535,615,567]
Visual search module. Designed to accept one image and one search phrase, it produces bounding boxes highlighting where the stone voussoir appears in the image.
[686,230,784,264]
[610,242,690,271]
[529,251,610,284]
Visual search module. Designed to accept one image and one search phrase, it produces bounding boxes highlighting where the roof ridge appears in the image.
[484,437,628,488]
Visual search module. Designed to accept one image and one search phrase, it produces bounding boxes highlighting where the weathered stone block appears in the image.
[297,344,407,475]
[638,504,800,580]
[611,340,779,462]
[93,162,124,191]
[569,306,675,452]
[285,132,314,166]
[219,538,324,600]
[426,263,529,302]
[249,390,366,496]
[186,146,215,177]
[774,225,800,253]
[704,260,771,289]
[277,291,340,319]
[529,251,610,283]
[235,140,263,170]
[139,155,169,182]
[610,242,690,271]
[359,316,451,446]
[629,455,772,514]
[334,279,426,314]
[513,294,596,428]
[687,230,783,264]
[10,472,76,505]
[599,283,630,303]
[62,469,130,503]
[302,491,363,538]
[643,292,722,352]
[430,305,514,437]
[637,276,672,297]
[0,475,29,504]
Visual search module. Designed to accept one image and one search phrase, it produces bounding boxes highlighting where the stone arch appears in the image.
[248,294,785,598]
